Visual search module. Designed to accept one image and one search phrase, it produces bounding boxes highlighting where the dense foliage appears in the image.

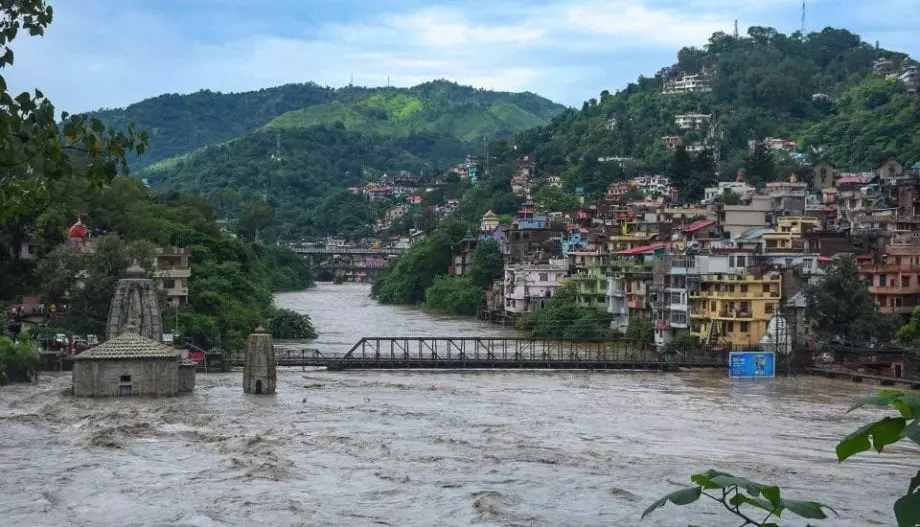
[269,308,317,340]
[805,255,896,343]
[423,276,484,316]
[517,284,614,340]
[0,336,38,384]
[0,176,314,354]
[0,1,147,227]
[508,27,919,202]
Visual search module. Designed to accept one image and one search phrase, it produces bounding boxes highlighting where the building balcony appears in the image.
[156,268,192,279]
[689,290,780,300]
[869,285,920,295]
[627,300,645,309]
[163,287,189,297]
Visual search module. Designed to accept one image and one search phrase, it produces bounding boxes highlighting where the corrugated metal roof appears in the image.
[616,242,666,255]
[683,219,716,233]
[75,329,180,360]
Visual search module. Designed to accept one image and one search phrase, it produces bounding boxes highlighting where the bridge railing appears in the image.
[341,337,726,364]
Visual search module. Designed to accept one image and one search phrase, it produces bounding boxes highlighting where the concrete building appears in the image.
[607,243,661,333]
[812,162,838,189]
[570,265,607,310]
[153,247,191,308]
[243,326,275,394]
[106,263,164,342]
[72,327,195,397]
[704,182,755,204]
[675,113,711,130]
[690,270,783,348]
[762,217,821,252]
[503,259,568,314]
[860,245,920,315]
[712,196,772,239]
[663,73,713,94]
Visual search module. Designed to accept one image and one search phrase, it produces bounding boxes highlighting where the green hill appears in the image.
[500,27,920,202]
[135,81,564,238]
[263,82,558,142]
[93,80,564,171]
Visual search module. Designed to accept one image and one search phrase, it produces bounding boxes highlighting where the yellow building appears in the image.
[607,221,657,253]
[762,216,820,251]
[479,210,500,232]
[689,271,782,347]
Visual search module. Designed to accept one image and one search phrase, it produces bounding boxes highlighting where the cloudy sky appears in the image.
[6,0,918,112]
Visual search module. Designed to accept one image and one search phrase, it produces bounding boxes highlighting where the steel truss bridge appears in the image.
[253,337,729,371]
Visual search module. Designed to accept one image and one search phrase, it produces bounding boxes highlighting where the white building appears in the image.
[675,113,711,130]
[663,74,713,94]
[504,259,568,314]
[704,181,756,203]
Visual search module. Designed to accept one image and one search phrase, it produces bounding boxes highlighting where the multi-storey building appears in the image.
[762,216,821,252]
[571,265,608,310]
[859,245,920,315]
[662,73,713,94]
[153,247,192,308]
[606,243,662,332]
[689,269,782,348]
[674,113,711,130]
[504,259,568,314]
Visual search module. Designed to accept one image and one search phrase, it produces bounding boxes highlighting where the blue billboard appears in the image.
[729,351,776,378]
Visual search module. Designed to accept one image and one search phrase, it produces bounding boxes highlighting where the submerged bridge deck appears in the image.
[254,337,728,370]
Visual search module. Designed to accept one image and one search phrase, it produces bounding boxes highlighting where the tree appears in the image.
[469,240,504,289]
[0,1,147,226]
[533,185,581,212]
[714,190,743,205]
[806,256,891,343]
[625,316,654,344]
[237,200,276,242]
[743,143,777,187]
[269,308,317,340]
[36,244,87,304]
[668,146,693,200]
[423,276,484,316]
[896,306,920,347]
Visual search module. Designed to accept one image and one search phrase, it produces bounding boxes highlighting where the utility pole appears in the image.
[733,19,739,39]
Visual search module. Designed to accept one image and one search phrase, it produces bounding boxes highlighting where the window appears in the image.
[865,274,873,286]
[740,322,749,332]
[740,284,748,293]
[880,275,887,287]
[728,321,735,332]
[763,284,770,293]
[736,256,746,267]
[670,311,688,325]
[670,292,682,304]
[729,256,735,267]
[120,375,131,383]
[766,303,775,314]
[903,275,911,287]
[539,273,548,282]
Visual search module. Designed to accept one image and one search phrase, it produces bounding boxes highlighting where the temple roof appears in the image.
[75,327,179,360]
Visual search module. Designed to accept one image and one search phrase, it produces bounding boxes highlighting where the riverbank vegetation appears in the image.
[269,308,317,340]
[0,337,38,385]
[517,284,614,340]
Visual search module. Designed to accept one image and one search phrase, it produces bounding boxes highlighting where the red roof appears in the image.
[69,222,88,239]
[817,256,832,263]
[682,219,715,234]
[836,176,868,185]
[617,242,666,256]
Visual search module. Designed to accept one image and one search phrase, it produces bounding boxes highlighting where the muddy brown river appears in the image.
[0,283,914,526]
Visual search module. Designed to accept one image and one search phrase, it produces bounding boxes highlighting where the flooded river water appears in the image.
[0,283,914,526]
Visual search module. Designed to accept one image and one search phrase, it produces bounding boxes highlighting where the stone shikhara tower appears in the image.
[244,325,276,394]
[106,262,164,342]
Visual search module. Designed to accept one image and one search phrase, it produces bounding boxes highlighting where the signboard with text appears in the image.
[729,351,776,379]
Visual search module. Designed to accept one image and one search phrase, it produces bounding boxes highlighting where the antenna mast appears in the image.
[733,19,739,39]
[801,1,806,34]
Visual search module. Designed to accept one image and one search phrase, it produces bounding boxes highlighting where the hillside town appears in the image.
[446,154,920,357]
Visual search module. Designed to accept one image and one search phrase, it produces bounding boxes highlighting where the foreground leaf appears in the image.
[894,491,920,527]
[837,416,906,461]
[641,487,702,519]
[781,499,836,519]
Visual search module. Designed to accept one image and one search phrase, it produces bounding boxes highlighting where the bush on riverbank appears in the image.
[0,337,38,384]
[423,276,484,316]
[517,284,614,340]
[270,308,318,340]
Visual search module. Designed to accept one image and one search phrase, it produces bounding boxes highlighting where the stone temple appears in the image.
[72,326,196,397]
[243,326,275,394]
[72,264,195,397]
[106,262,163,341]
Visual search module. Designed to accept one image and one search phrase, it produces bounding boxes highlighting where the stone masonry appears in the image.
[106,262,164,341]
[243,326,275,394]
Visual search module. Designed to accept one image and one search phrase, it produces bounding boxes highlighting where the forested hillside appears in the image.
[93,80,564,171]
[509,27,920,201]
[143,124,464,236]
[137,81,564,237]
